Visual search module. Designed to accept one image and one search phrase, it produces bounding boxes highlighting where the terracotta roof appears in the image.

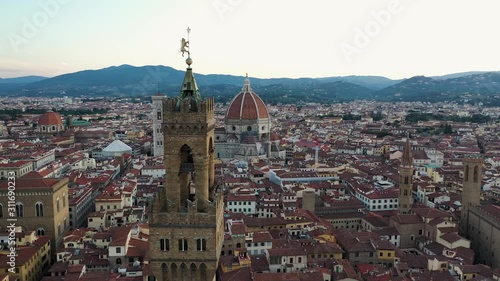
[39,111,63,126]
[0,174,65,190]
[226,78,268,120]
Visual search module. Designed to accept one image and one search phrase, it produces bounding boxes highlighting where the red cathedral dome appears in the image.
[38,111,63,126]
[226,75,269,120]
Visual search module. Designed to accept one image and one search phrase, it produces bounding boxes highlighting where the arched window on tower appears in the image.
[404,176,409,185]
[465,165,469,181]
[473,166,479,182]
[180,144,196,202]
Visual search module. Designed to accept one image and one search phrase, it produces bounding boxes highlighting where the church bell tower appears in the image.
[149,29,224,281]
[398,134,414,214]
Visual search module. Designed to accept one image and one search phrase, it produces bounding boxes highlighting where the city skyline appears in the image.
[1,0,500,79]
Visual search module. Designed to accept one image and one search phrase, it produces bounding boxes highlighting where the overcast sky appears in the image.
[1,0,499,79]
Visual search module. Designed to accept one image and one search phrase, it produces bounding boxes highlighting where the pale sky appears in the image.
[1,0,500,79]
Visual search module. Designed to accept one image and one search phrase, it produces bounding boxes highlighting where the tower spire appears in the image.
[178,27,201,105]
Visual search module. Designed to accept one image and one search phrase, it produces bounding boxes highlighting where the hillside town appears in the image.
[0,79,500,281]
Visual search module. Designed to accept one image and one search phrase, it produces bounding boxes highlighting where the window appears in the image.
[379,252,383,257]
[116,247,121,254]
[160,238,170,252]
[157,111,162,120]
[247,126,252,131]
[298,257,302,263]
[179,239,188,251]
[0,204,3,218]
[37,228,45,236]
[58,224,61,236]
[197,238,207,251]
[16,202,24,217]
[35,202,44,217]
[56,197,60,213]
[63,193,66,207]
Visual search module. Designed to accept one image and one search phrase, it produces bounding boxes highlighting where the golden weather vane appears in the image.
[180,27,191,57]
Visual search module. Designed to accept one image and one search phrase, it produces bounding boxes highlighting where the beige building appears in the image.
[149,55,224,281]
[0,231,51,281]
[0,175,70,253]
[0,160,33,179]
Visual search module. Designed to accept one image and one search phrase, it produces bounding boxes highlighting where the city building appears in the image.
[398,136,414,214]
[0,231,51,281]
[215,75,279,161]
[460,157,500,268]
[37,111,65,134]
[149,49,224,280]
[0,175,70,253]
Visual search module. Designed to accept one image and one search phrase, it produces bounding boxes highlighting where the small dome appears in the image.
[39,111,63,126]
[226,76,269,120]
[103,139,132,153]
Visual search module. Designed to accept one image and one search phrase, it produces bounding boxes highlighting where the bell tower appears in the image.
[149,29,224,281]
[398,134,414,214]
[460,157,482,237]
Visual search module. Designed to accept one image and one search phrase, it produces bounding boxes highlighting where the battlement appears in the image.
[463,157,483,164]
[163,97,214,116]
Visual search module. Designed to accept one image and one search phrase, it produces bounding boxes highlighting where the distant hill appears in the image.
[0,75,47,84]
[0,65,398,99]
[2,66,500,104]
[375,72,500,102]
[0,75,47,93]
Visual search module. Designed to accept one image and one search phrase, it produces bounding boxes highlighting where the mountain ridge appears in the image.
[1,65,500,104]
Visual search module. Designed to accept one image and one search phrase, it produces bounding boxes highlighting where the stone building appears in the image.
[215,75,283,161]
[0,174,70,253]
[460,157,500,268]
[37,111,65,134]
[149,54,224,281]
[398,136,414,214]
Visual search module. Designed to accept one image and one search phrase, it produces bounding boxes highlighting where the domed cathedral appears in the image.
[37,110,65,134]
[215,75,283,161]
[149,30,224,281]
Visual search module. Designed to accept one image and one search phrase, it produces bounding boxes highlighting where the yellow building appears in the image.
[0,232,52,281]
[0,175,70,253]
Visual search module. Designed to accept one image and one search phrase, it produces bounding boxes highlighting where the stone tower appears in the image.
[152,94,166,156]
[398,135,414,214]
[460,157,482,237]
[149,40,224,281]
